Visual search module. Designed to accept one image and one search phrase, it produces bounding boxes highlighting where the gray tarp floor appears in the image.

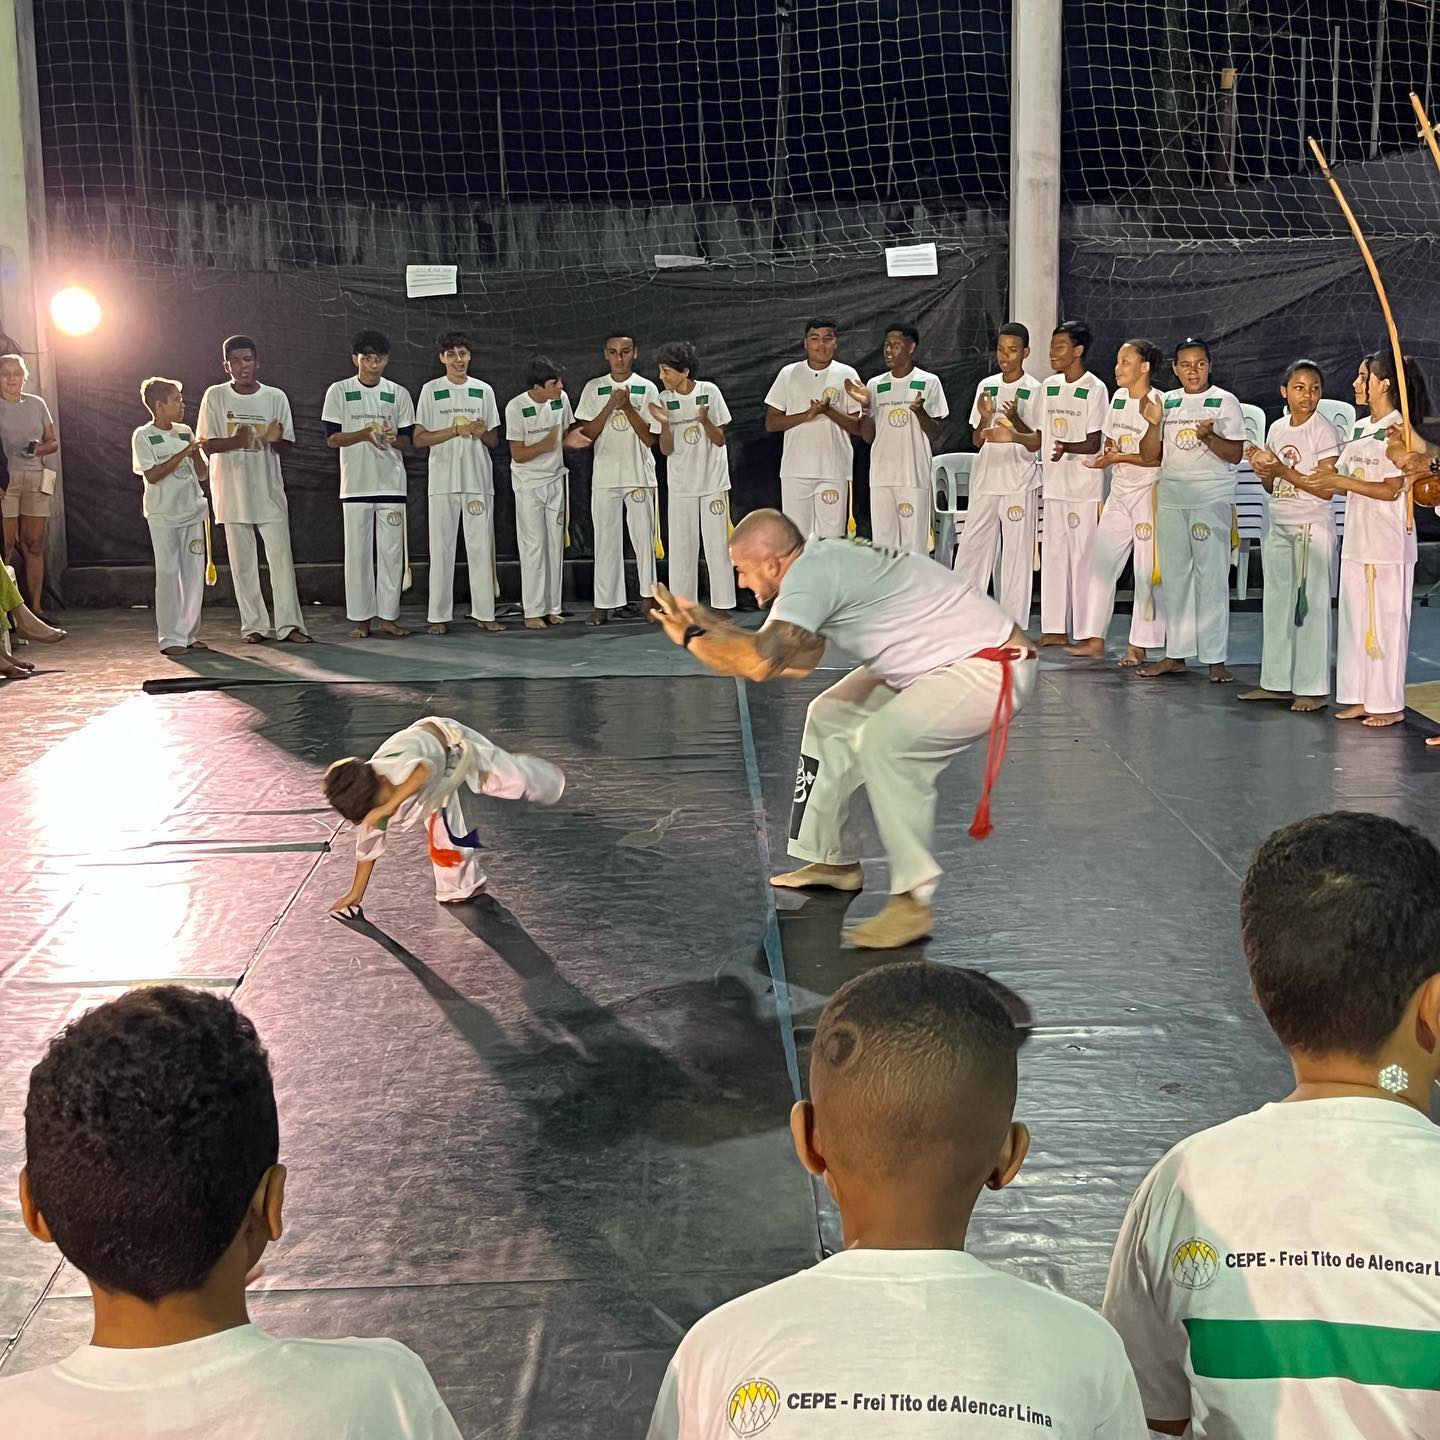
[5,607,1440,1438]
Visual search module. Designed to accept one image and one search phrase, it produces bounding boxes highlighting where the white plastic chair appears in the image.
[1240,403,1268,448]
[930,452,972,567]
[1232,469,1268,599]
[1317,398,1357,441]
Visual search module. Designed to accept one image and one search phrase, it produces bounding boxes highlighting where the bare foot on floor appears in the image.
[1064,638,1105,659]
[1117,646,1146,668]
[285,630,313,643]
[1138,657,1186,678]
[545,613,565,626]
[1238,688,1293,703]
[771,862,864,892]
[1037,633,1068,648]
[1209,664,1233,684]
[1426,735,1440,747]
[349,623,370,639]
[376,620,411,638]
[1335,704,1366,721]
[524,617,547,630]
[427,623,448,635]
[477,621,504,632]
[1362,711,1404,727]
[1291,696,1327,713]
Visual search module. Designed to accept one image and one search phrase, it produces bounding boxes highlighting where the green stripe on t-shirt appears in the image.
[598,384,612,395]
[1185,1318,1440,1389]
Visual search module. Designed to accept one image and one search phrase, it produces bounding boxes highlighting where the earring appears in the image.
[1378,1063,1409,1094]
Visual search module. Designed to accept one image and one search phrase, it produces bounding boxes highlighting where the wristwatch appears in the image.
[682,624,706,649]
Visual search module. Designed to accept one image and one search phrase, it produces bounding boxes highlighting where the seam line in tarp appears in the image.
[733,677,802,1102]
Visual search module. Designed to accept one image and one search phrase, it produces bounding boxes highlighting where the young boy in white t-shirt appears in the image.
[952,322,1043,625]
[574,331,662,624]
[1105,811,1440,1439]
[649,340,736,609]
[1240,359,1343,711]
[504,355,574,629]
[321,329,416,640]
[131,377,213,656]
[0,986,461,1440]
[847,321,949,553]
[649,962,1147,1439]
[414,329,503,635]
[763,317,865,540]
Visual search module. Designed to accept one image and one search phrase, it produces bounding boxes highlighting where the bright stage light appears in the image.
[50,287,102,336]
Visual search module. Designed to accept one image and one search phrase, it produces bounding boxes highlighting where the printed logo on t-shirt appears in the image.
[609,411,630,432]
[1135,522,1153,541]
[820,489,840,505]
[887,407,910,428]
[1281,444,1301,468]
[684,423,703,445]
[1116,433,1137,453]
[1174,425,1202,452]
[1191,521,1212,542]
[821,387,840,405]
[1006,504,1025,523]
[1051,414,1070,438]
[709,498,727,516]
[727,1377,781,1436]
[1171,1236,1221,1289]
[466,498,486,516]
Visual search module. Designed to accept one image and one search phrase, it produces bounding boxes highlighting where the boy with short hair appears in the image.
[1007,321,1108,645]
[763,317,865,540]
[574,332,662,624]
[953,322,1043,624]
[324,715,566,914]
[414,330,503,635]
[131,377,213,657]
[198,335,311,645]
[1240,360,1343,711]
[1137,337,1246,682]
[0,985,461,1438]
[1105,811,1440,1438]
[649,340,736,609]
[847,322,949,553]
[321,330,415,640]
[504,356,573,629]
[648,961,1146,1438]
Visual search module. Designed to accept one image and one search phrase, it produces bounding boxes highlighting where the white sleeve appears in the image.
[839,365,862,415]
[131,427,151,476]
[562,394,575,427]
[1264,418,1283,451]
[1091,1335,1151,1440]
[394,386,416,429]
[1101,1177,1192,1427]
[706,387,731,427]
[1316,416,1341,460]
[1218,393,1245,442]
[926,375,949,420]
[768,550,837,637]
[321,382,344,426]
[1020,382,1043,429]
[416,385,439,430]
[643,383,663,434]
[968,383,985,428]
[644,1359,682,1440]
[277,390,295,442]
[482,389,501,430]
[504,396,524,436]
[575,380,603,422]
[763,367,789,412]
[197,388,222,443]
[1086,382,1109,434]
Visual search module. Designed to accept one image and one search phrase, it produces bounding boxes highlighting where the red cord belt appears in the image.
[969,646,1035,840]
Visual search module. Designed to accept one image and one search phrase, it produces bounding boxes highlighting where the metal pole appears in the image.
[1370,1,1387,158]
[1331,25,1342,156]
[1008,0,1061,347]
[769,0,795,250]
[1299,36,1309,165]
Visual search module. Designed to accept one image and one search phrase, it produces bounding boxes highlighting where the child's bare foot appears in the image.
[349,621,371,639]
[244,632,265,644]
[1239,688,1292,702]
[524,617,547,630]
[1291,696,1327,713]
[1208,664,1233,684]
[161,644,188,656]
[587,608,609,626]
[477,620,504,632]
[376,620,410,638]
[1037,632,1067,648]
[544,613,565,626]
[1117,645,1146,668]
[427,622,448,635]
[1,657,31,678]
[284,630,313,644]
[1426,735,1440,747]
[1362,711,1404,727]
[1139,657,1186,678]
[1335,704,1366,721]
[188,640,210,651]
[771,862,864,892]
[1064,638,1105,658]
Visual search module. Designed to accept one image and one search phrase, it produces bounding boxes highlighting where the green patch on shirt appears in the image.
[549,399,563,410]
[877,381,892,393]
[344,389,361,402]
[1073,387,1089,399]
[148,433,165,445]
[910,379,926,390]
[1046,385,1060,396]
[1203,396,1222,408]
[381,391,395,405]
[522,405,537,418]
[629,384,645,396]
[434,388,451,400]
[698,393,711,405]
[1185,1317,1440,1389]
[1164,397,1183,410]
[1016,388,1031,400]
[598,384,612,396]
[983,385,999,397]
[666,399,681,410]
[1112,396,1127,410]
[468,387,484,399]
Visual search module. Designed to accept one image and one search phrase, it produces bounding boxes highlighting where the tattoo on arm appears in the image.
[755,621,826,678]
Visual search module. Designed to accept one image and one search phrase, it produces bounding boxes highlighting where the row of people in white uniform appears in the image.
[128,322,952,653]
[949,323,1427,723]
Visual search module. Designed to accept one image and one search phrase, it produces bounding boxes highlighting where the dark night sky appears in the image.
[33,1,1440,211]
